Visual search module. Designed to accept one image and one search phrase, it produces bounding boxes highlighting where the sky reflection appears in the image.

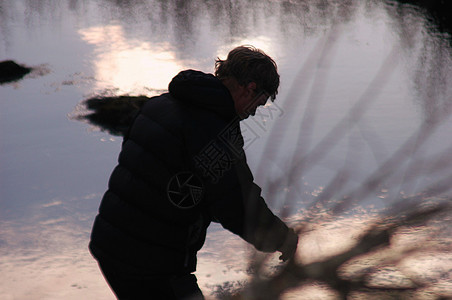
[79,25,186,95]
[0,0,451,298]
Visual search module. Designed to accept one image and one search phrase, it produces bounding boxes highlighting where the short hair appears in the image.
[214,45,280,101]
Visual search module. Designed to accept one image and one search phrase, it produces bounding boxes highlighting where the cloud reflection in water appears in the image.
[78,25,187,95]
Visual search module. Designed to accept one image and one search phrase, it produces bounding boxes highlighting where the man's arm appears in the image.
[208,156,298,260]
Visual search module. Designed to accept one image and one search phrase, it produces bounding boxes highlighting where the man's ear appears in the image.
[245,82,257,96]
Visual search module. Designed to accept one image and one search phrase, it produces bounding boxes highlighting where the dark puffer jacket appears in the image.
[89,70,290,275]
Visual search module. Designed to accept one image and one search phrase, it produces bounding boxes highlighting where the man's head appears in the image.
[215,45,280,119]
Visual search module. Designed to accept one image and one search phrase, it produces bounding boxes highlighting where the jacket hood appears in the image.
[168,70,236,120]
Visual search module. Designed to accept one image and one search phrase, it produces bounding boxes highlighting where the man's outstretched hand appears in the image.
[278,228,299,262]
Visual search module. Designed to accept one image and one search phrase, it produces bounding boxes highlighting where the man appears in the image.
[89,45,298,299]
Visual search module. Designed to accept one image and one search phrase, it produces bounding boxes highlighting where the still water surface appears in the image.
[0,0,451,298]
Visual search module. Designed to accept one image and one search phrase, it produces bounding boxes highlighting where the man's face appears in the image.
[244,90,271,119]
[233,83,271,120]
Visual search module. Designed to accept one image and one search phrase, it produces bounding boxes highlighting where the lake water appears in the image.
[0,0,451,299]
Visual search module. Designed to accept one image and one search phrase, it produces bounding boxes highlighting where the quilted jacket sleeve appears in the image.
[207,154,290,253]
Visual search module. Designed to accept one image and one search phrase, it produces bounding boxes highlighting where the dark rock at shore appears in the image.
[0,60,32,84]
[77,95,150,136]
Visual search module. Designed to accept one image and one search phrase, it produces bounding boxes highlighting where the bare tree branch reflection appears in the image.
[216,199,451,299]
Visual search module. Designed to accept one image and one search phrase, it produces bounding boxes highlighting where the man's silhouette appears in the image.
[89,45,298,299]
